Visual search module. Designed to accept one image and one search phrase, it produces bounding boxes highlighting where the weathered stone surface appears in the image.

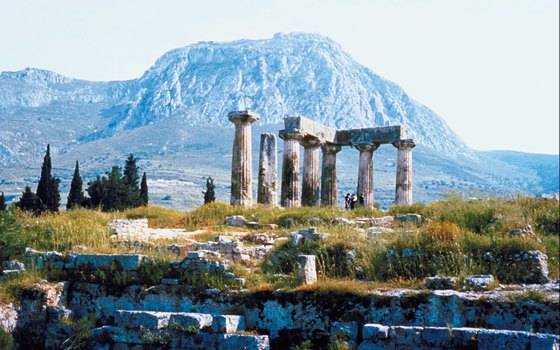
[218,334,270,350]
[257,133,277,207]
[296,255,317,285]
[115,310,172,329]
[517,250,550,284]
[362,324,390,341]
[2,260,25,270]
[289,232,303,246]
[179,332,218,349]
[229,110,259,207]
[393,139,415,205]
[225,215,248,227]
[212,315,245,334]
[280,132,302,208]
[74,254,147,270]
[298,227,330,242]
[301,137,321,207]
[465,275,495,290]
[0,303,17,332]
[396,213,422,224]
[169,312,213,330]
[320,143,341,207]
[426,276,458,290]
[367,226,394,237]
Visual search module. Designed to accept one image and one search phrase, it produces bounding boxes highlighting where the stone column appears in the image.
[355,143,379,207]
[320,143,341,207]
[300,137,321,207]
[393,139,416,205]
[228,111,259,206]
[257,133,277,207]
[279,131,303,208]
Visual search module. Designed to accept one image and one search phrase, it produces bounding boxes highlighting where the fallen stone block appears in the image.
[115,310,171,330]
[225,215,248,227]
[289,232,303,246]
[426,276,458,290]
[369,216,395,227]
[396,213,422,225]
[2,260,25,270]
[367,226,394,237]
[218,334,270,350]
[212,315,246,334]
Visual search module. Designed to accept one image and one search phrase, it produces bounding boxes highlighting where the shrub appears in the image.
[0,328,13,350]
[137,259,171,286]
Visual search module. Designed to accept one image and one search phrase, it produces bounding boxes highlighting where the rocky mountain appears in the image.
[0,33,557,209]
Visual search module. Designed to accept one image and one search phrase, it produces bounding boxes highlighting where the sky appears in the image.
[0,0,558,154]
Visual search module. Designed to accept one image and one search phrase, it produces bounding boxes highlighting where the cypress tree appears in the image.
[123,154,139,190]
[67,160,84,210]
[0,192,6,211]
[140,172,148,206]
[36,144,60,212]
[17,186,37,213]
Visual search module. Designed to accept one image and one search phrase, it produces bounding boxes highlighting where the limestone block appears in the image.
[362,324,390,340]
[465,275,494,290]
[476,329,530,350]
[212,315,246,334]
[396,214,422,225]
[169,312,213,331]
[74,254,146,270]
[187,251,206,260]
[390,326,423,345]
[519,250,550,284]
[225,215,248,227]
[296,255,317,285]
[218,334,270,350]
[369,216,395,227]
[299,227,330,242]
[333,217,356,226]
[331,321,358,342]
[2,260,25,270]
[426,276,458,290]
[115,310,171,330]
[529,333,560,349]
[367,226,394,237]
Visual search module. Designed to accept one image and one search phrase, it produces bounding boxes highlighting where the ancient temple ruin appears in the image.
[228,111,416,208]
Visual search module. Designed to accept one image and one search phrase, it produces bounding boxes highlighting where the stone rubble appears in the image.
[465,275,495,290]
[426,276,458,290]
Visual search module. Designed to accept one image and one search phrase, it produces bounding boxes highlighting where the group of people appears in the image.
[344,193,364,210]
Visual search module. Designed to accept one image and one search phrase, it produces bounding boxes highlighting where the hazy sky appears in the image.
[1,0,558,154]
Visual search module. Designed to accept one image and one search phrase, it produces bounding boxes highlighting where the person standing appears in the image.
[344,193,351,209]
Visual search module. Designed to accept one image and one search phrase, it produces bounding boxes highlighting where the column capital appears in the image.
[300,136,322,149]
[228,110,260,125]
[279,130,304,141]
[354,143,380,153]
[321,143,341,154]
[392,139,416,150]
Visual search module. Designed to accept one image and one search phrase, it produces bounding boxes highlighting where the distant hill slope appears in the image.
[0,33,557,209]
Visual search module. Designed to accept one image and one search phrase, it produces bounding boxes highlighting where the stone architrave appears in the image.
[257,133,277,207]
[320,143,341,207]
[355,143,379,207]
[393,139,415,205]
[228,111,259,207]
[296,255,317,285]
[300,137,322,207]
[279,131,303,208]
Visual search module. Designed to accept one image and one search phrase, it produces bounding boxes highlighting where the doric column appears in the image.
[393,139,416,205]
[300,137,321,207]
[279,131,303,208]
[257,133,277,207]
[228,111,259,206]
[320,143,341,207]
[355,143,380,207]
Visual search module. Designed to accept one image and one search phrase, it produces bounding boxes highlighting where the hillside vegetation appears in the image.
[0,195,558,303]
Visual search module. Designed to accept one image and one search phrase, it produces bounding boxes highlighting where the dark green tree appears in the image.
[140,172,148,206]
[85,175,104,209]
[102,166,130,211]
[36,144,60,212]
[0,192,6,211]
[67,160,84,210]
[123,154,139,190]
[17,186,37,213]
